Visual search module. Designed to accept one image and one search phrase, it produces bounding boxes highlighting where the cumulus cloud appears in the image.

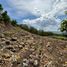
[1,0,67,31]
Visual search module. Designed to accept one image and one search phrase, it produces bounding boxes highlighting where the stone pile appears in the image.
[0,29,67,67]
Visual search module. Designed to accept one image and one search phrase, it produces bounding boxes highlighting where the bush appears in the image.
[29,26,38,34]
[2,11,10,22]
[11,20,17,26]
[0,4,3,13]
[60,19,67,33]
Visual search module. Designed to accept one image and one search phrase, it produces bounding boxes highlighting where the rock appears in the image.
[33,60,39,67]
[30,48,35,52]
[0,59,5,64]
[20,42,24,45]
[2,53,11,59]
[1,38,6,41]
[0,34,5,38]
[22,58,29,67]
[11,37,17,41]
[46,42,51,47]
[46,42,53,53]
[11,55,17,62]
[18,45,23,49]
[6,46,13,50]
[29,58,34,65]
[5,40,10,45]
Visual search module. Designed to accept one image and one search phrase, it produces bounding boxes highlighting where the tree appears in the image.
[0,4,3,13]
[0,4,3,21]
[2,11,10,22]
[11,20,17,26]
[65,11,67,14]
[29,26,38,34]
[60,19,67,32]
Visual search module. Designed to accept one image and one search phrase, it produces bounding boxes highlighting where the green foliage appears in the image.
[65,11,67,14]
[2,11,10,22]
[0,4,3,21]
[60,19,67,32]
[20,24,29,30]
[0,4,17,26]
[38,30,45,36]
[11,20,17,26]
[0,4,3,12]
[29,26,38,34]
[20,24,54,36]
[38,30,54,36]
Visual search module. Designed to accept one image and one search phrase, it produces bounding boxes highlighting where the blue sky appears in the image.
[0,0,39,22]
[0,0,67,31]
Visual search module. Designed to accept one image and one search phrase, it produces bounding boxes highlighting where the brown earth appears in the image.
[0,23,67,67]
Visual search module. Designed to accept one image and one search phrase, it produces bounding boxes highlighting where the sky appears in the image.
[0,0,67,31]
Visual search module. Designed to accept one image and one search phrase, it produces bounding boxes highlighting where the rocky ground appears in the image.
[0,23,67,67]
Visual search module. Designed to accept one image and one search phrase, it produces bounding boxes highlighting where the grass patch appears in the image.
[52,35,67,40]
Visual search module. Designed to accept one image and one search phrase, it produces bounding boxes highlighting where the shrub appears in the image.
[11,20,17,26]
[2,11,10,22]
[60,19,67,33]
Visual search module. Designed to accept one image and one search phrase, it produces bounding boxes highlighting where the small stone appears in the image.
[5,40,10,45]
[11,37,17,41]
[18,45,23,49]
[34,60,39,67]
[2,53,11,59]
[1,38,6,41]
[0,34,5,38]
[30,48,35,52]
[46,42,51,47]
[0,59,5,64]
[6,46,13,50]
[20,42,24,45]
[46,42,53,52]
[23,59,29,67]
[29,58,34,64]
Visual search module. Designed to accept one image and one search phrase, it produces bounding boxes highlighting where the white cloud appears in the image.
[6,0,57,16]
[5,0,67,31]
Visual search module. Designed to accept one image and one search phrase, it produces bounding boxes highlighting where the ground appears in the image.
[0,23,67,67]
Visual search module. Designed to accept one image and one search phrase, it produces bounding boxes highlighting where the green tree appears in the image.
[60,19,67,32]
[0,4,3,21]
[21,24,29,30]
[2,11,10,22]
[29,26,38,34]
[0,4,3,13]
[11,20,17,26]
[65,11,67,14]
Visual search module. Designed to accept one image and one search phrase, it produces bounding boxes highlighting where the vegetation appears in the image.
[0,4,3,13]
[0,4,17,26]
[0,4,3,21]
[65,11,67,14]
[2,11,10,22]
[11,20,17,26]
[60,19,67,32]
[20,24,54,36]
[60,11,67,36]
